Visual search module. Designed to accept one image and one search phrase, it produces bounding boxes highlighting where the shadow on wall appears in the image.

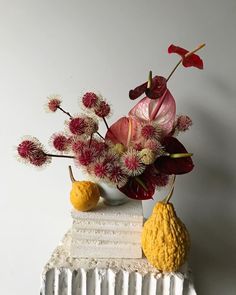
[184,98,236,295]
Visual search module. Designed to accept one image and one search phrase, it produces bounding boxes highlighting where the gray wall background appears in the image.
[1,0,236,294]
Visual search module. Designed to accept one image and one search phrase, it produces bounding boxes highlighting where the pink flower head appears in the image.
[46,95,61,112]
[108,164,128,187]
[82,92,99,108]
[71,138,86,154]
[132,141,143,151]
[50,133,71,152]
[144,139,163,154]
[77,148,94,166]
[175,115,193,132]
[90,139,107,155]
[68,116,87,135]
[141,123,161,140]
[121,149,145,176]
[94,101,111,118]
[168,44,204,69]
[84,117,98,136]
[17,139,36,158]
[92,158,110,178]
[129,75,167,100]
[29,149,49,167]
[17,137,50,167]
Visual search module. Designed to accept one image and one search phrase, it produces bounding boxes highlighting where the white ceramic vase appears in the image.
[98,182,129,206]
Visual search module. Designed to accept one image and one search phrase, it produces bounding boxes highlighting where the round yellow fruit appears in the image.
[141,201,190,272]
[70,180,100,211]
[68,166,100,212]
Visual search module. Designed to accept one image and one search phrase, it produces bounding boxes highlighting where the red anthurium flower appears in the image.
[155,136,194,174]
[129,76,167,100]
[168,44,204,69]
[118,169,156,200]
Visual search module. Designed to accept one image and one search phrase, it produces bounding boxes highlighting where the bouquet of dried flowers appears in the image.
[17,44,205,200]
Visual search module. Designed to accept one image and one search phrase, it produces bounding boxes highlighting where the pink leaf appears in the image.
[128,89,176,136]
[105,116,141,147]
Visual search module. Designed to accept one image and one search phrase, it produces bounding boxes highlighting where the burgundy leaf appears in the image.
[118,173,155,200]
[155,137,194,174]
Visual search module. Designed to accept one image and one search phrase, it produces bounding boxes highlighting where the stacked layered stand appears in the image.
[40,200,197,295]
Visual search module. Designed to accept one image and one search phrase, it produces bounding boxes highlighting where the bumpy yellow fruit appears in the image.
[69,166,100,211]
[141,202,190,272]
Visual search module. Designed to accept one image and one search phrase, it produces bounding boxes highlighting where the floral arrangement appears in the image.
[17,44,205,200]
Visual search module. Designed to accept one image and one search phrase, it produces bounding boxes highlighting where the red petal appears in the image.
[168,44,204,69]
[182,54,203,69]
[155,137,194,174]
[145,76,167,99]
[168,44,188,57]
[118,174,155,200]
[129,81,148,100]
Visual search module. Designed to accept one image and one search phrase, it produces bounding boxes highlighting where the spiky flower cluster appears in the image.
[17,40,203,200]
[17,137,51,167]
[17,92,193,190]
[82,92,111,118]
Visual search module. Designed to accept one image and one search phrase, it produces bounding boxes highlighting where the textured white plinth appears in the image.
[70,200,143,259]
[40,231,197,295]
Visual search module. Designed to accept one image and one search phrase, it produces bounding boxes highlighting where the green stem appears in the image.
[166,60,182,82]
[169,153,193,159]
[162,175,176,203]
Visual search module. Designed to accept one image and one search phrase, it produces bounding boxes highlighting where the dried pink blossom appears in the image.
[84,117,98,136]
[29,149,49,167]
[108,164,128,187]
[121,150,145,176]
[50,133,71,152]
[94,101,111,118]
[17,137,50,167]
[77,148,94,166]
[132,142,144,151]
[144,139,163,153]
[141,123,161,140]
[17,139,36,158]
[92,158,110,178]
[46,95,61,112]
[71,138,86,154]
[175,115,193,132]
[90,139,107,155]
[69,117,87,135]
[82,92,99,108]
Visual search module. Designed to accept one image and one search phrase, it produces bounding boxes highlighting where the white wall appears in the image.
[1,0,236,294]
